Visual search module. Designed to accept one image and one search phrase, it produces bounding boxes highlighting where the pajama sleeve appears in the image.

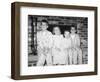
[69,38,73,48]
[76,34,81,47]
[47,32,53,49]
[37,32,43,49]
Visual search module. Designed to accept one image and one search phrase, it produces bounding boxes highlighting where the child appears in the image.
[63,31,73,65]
[70,26,83,64]
[52,26,66,65]
[36,20,53,66]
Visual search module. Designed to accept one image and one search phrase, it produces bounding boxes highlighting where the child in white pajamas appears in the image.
[52,26,66,65]
[70,26,83,64]
[36,20,53,66]
[63,31,73,65]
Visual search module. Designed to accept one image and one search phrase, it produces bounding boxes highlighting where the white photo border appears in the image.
[20,6,95,76]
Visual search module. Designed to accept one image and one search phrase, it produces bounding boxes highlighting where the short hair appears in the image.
[41,20,49,25]
[64,30,70,33]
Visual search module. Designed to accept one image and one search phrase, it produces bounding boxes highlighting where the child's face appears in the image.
[41,22,48,31]
[70,27,76,34]
[54,27,61,35]
[64,31,70,38]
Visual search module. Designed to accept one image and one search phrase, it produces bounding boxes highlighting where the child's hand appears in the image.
[43,47,50,55]
[55,47,61,51]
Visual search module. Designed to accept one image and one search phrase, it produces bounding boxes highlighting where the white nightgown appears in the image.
[52,35,66,65]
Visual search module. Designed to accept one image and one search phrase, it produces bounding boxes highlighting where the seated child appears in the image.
[70,26,83,64]
[37,20,53,66]
[52,26,66,65]
[63,31,73,65]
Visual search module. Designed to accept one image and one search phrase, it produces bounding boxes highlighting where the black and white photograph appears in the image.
[11,2,97,79]
[28,15,88,67]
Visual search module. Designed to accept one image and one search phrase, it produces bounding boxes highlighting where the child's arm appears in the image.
[44,32,53,55]
[69,38,73,49]
[76,34,81,48]
[48,32,53,48]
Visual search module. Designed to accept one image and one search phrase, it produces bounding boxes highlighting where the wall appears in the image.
[0,0,100,82]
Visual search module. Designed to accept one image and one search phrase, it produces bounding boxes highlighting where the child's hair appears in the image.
[70,25,77,33]
[64,30,70,34]
[41,20,49,26]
